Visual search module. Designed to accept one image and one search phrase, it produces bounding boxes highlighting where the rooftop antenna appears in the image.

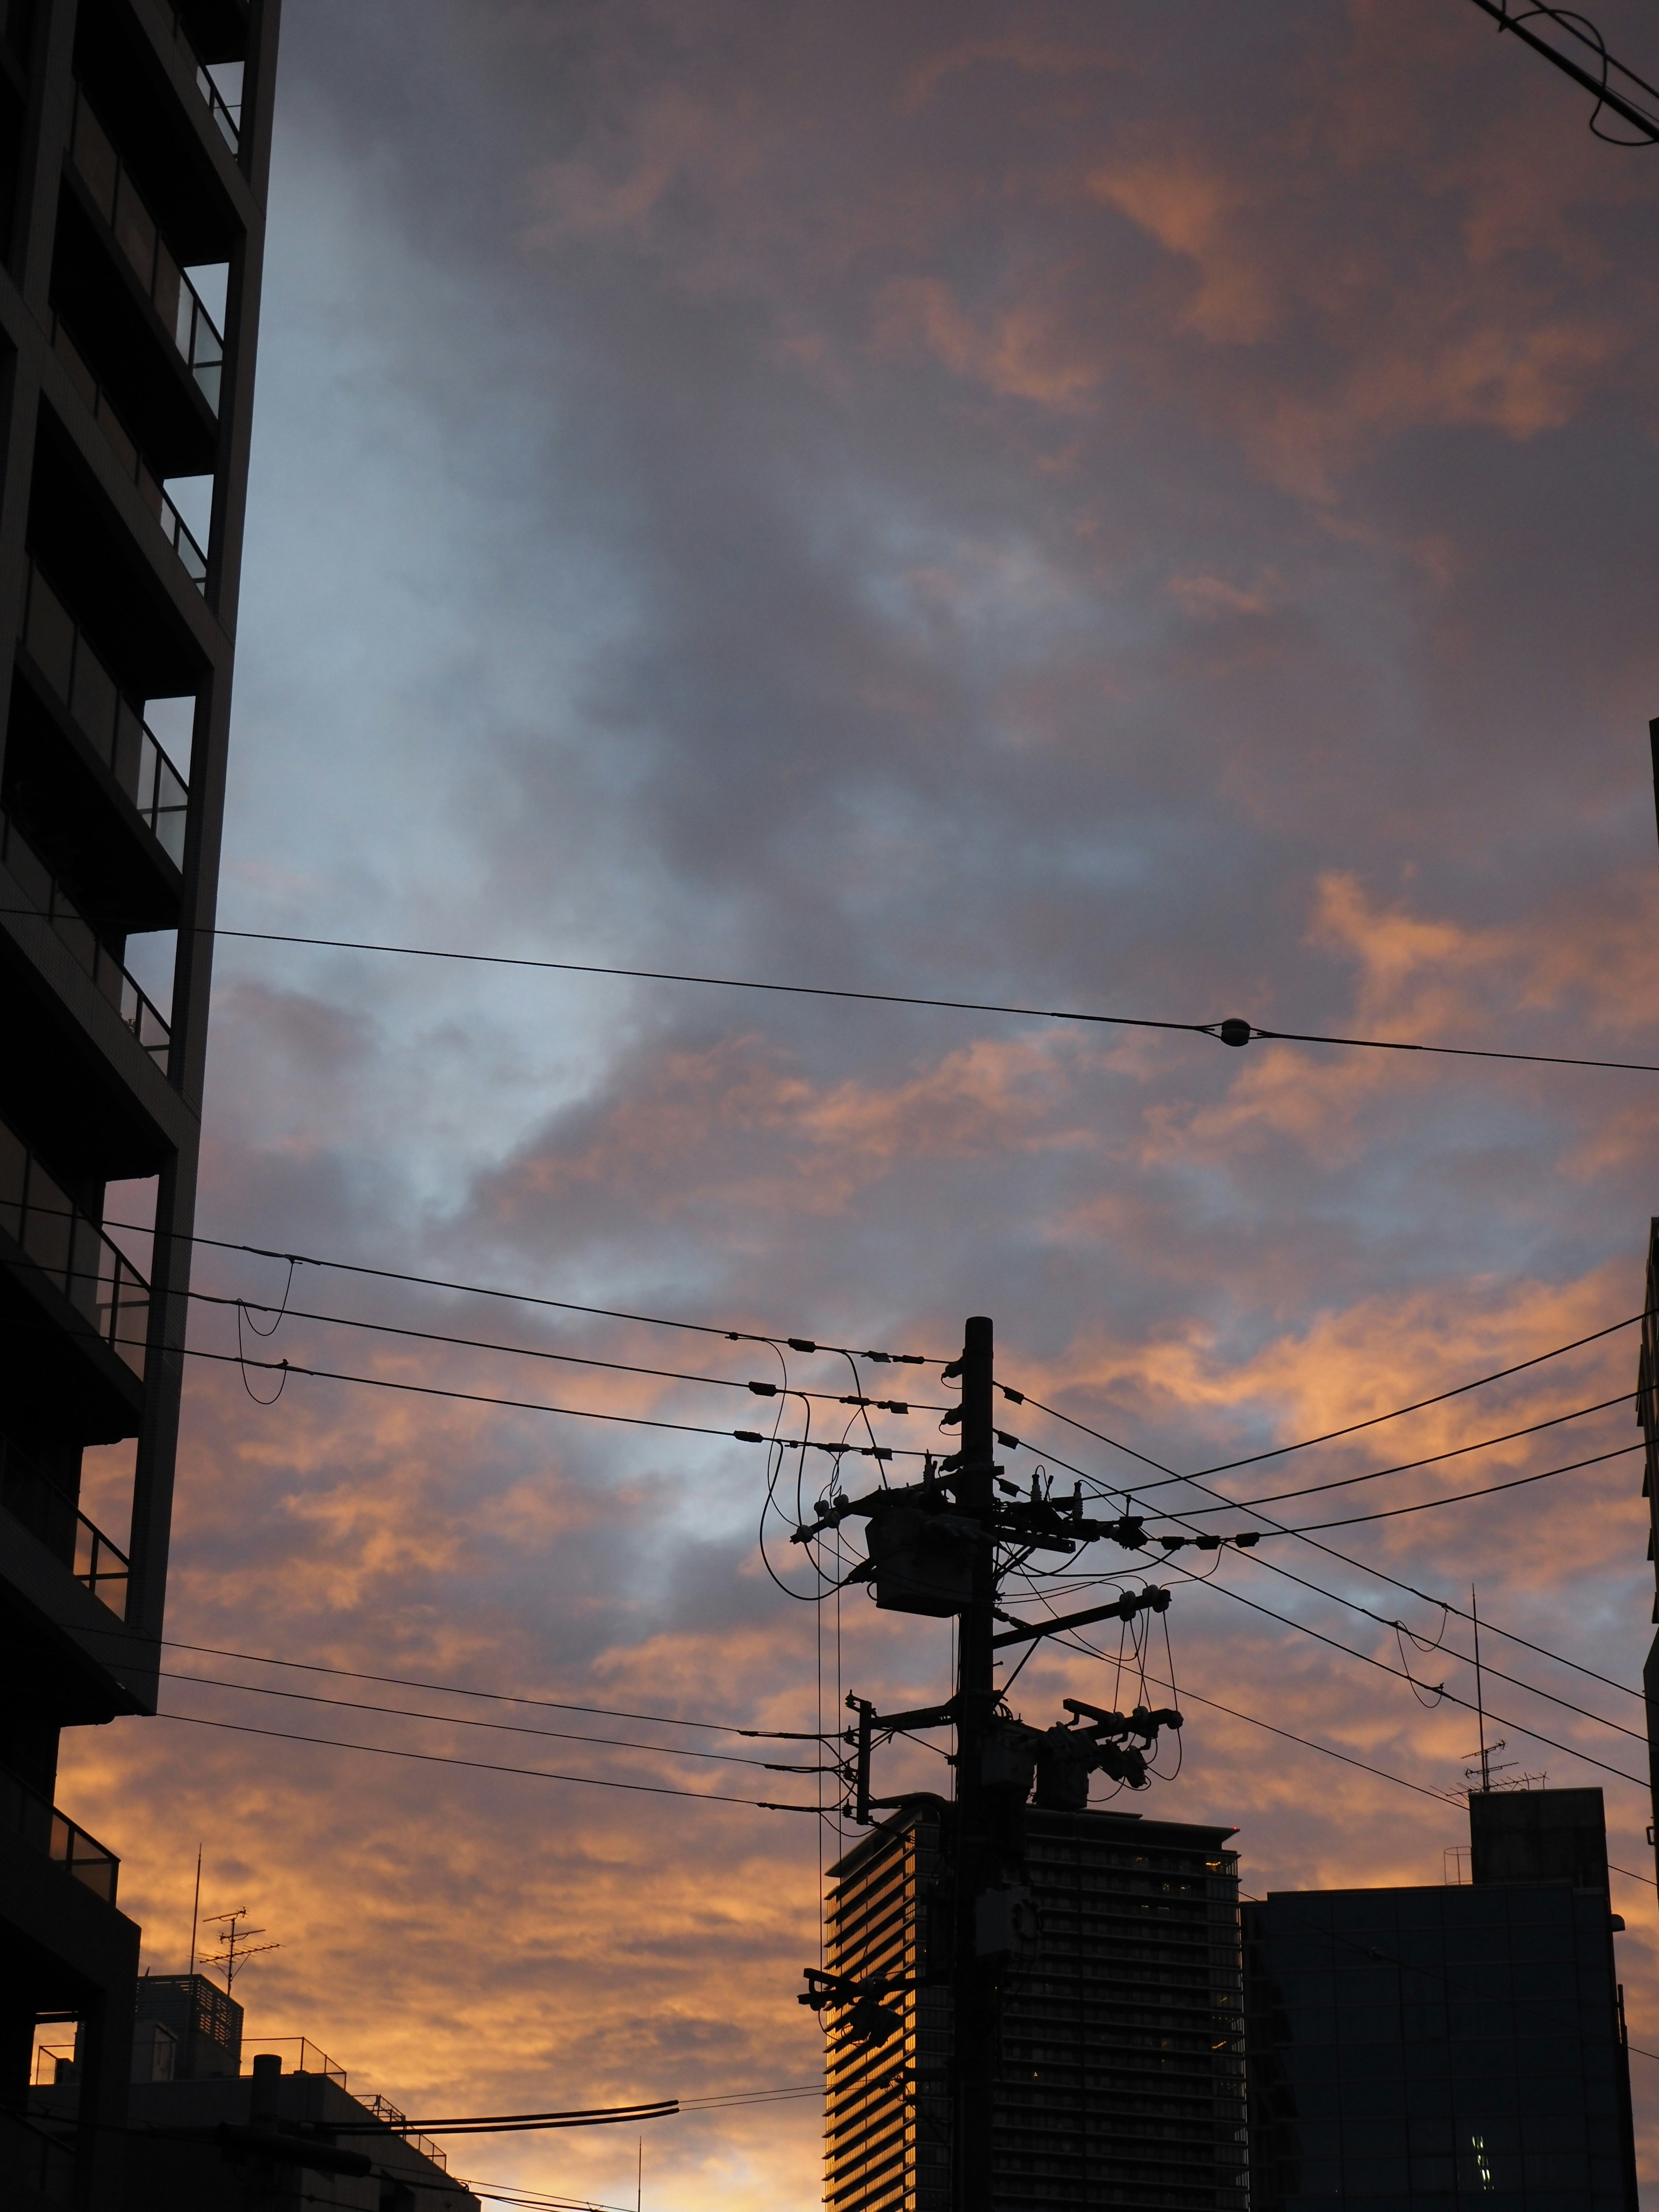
[188,1844,202,1978]
[1472,1585,1491,1792]
[198,1907,280,1994]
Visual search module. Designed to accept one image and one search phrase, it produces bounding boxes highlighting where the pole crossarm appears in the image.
[990,1586,1171,1649]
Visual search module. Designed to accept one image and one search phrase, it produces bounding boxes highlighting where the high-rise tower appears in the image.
[0,2,280,2202]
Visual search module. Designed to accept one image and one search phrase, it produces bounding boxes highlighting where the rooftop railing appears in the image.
[0,1766,120,1905]
[0,1120,149,1379]
[0,1432,131,1619]
[0,807,172,1067]
[51,317,209,593]
[69,86,224,412]
[21,563,189,867]
[361,2094,448,2173]
[246,2038,348,2087]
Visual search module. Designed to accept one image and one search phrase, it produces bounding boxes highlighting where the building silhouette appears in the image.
[824,1802,1247,2212]
[0,1,280,2203]
[36,1975,478,2209]
[1243,1787,1638,2212]
[1637,1217,1659,1886]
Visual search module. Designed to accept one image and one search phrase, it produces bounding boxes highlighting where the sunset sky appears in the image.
[56,2,1659,2205]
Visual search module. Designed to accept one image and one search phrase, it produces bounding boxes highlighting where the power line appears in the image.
[1278,1439,1645,1534]
[102,1211,942,1364]
[1461,0,1659,143]
[146,1711,820,1812]
[178,1342,934,1457]
[1170,1392,1634,1516]
[1016,1433,1648,1745]
[1006,1301,1652,1488]
[143,914,1659,1074]
[1004,1370,1647,1699]
[1165,1562,1648,1790]
[76,1629,825,1739]
[160,1673,832,1771]
[189,1289,950,1412]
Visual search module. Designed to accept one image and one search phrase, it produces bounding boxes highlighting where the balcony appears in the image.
[68,86,223,413]
[0,1121,149,1379]
[0,807,172,1068]
[0,1433,130,1618]
[167,6,242,152]
[0,1765,120,1904]
[21,563,189,867]
[51,317,209,593]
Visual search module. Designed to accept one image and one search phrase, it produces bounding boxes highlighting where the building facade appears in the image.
[1243,1788,1638,2212]
[823,1804,1247,2212]
[0,0,280,2203]
[37,1978,478,2210]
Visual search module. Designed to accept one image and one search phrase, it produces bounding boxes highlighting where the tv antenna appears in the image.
[1461,1586,1519,1790]
[199,1907,280,1994]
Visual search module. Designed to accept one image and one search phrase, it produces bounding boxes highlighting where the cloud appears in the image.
[47,1,1659,2200]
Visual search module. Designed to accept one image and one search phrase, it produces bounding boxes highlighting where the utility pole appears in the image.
[794,1314,1194,2212]
[951,1314,998,2212]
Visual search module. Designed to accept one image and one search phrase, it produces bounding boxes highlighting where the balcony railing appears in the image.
[361,2094,448,2172]
[0,808,172,1066]
[21,564,189,867]
[69,86,224,413]
[0,1432,132,1619]
[0,1121,149,1378]
[0,1766,120,1904]
[51,318,209,592]
[169,8,242,150]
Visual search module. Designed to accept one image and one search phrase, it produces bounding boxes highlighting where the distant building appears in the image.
[1636,1218,1659,1884]
[35,1977,479,2211]
[1243,1787,1638,2212]
[824,1802,1247,2212]
[0,2,279,2205]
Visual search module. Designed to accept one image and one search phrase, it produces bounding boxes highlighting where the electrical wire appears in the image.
[1006,1300,1655,1488]
[1003,1392,1647,1699]
[171,915,1659,1073]
[145,1711,819,1811]
[100,1211,942,1365]
[1158,1561,1649,1789]
[158,1673,832,1770]
[188,1290,951,1413]
[75,1628,826,1739]
[176,1342,938,1457]
[1166,1391,1635,1516]
[1001,1432,1649,1754]
[1462,0,1659,144]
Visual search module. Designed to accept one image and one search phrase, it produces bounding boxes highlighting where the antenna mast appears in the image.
[1471,1585,1490,1794]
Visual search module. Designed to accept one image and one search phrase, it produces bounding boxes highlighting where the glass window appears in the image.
[1408,2153,1454,2191]
[1524,2150,1593,2188]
